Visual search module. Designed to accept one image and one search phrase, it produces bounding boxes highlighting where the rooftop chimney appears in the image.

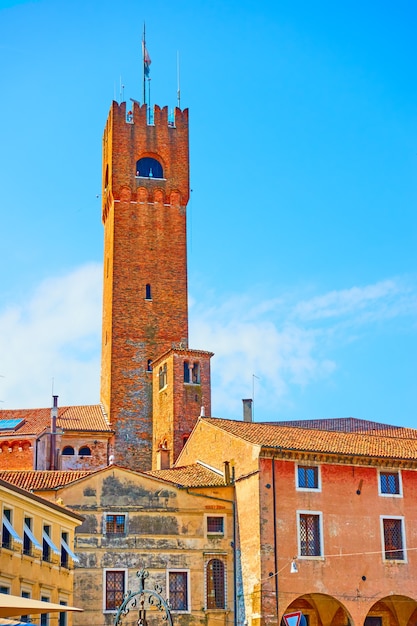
[50,395,58,471]
[242,398,253,423]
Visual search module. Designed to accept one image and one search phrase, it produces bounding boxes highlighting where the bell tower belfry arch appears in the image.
[100,100,191,470]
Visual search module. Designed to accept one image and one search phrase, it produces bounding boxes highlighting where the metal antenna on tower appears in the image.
[177,50,181,108]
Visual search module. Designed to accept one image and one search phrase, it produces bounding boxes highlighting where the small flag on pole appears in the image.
[143,41,151,77]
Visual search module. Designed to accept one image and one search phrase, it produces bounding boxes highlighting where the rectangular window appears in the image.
[0,586,10,595]
[2,509,12,549]
[21,590,30,623]
[61,532,69,568]
[59,602,67,626]
[41,596,49,626]
[105,514,126,535]
[23,517,33,556]
[297,466,319,490]
[383,517,405,561]
[43,525,51,562]
[380,471,401,496]
[168,571,189,612]
[207,516,224,535]
[299,513,322,557]
[105,570,125,611]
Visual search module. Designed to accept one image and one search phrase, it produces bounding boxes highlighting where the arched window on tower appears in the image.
[206,559,226,609]
[79,446,91,457]
[183,360,190,383]
[136,157,163,179]
[192,362,200,384]
[159,363,167,390]
[147,359,153,372]
[62,446,75,456]
[145,284,152,300]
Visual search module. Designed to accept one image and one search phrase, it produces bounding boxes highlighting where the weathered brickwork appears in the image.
[100,102,190,470]
[152,348,213,469]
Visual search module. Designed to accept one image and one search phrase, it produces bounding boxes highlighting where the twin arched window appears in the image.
[159,363,168,390]
[184,361,201,384]
[62,445,91,456]
[136,157,163,179]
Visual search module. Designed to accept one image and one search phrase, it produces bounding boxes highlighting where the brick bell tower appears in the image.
[100,99,204,470]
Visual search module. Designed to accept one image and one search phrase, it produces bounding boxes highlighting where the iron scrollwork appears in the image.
[114,569,173,626]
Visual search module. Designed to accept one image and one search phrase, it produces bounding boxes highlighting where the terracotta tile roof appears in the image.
[0,470,94,491]
[146,463,226,487]
[202,417,417,461]
[272,417,417,438]
[0,405,111,438]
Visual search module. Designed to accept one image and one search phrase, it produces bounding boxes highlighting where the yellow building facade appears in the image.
[0,478,83,626]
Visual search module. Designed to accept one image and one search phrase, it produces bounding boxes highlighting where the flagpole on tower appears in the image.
[142,23,152,122]
[142,22,146,105]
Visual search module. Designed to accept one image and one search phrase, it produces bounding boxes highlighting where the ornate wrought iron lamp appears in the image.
[114,569,173,626]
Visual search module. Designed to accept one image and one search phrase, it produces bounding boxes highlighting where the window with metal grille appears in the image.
[105,515,126,535]
[206,559,226,609]
[380,472,400,495]
[168,571,188,611]
[298,466,319,489]
[383,518,404,560]
[207,516,224,535]
[299,513,321,556]
[105,570,125,611]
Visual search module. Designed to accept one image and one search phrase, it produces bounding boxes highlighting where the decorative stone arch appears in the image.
[365,595,417,626]
[280,593,353,626]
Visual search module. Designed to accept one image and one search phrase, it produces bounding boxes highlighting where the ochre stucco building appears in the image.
[0,478,83,626]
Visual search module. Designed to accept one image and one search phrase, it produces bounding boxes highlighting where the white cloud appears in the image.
[190,277,417,419]
[0,263,102,409]
[0,266,415,422]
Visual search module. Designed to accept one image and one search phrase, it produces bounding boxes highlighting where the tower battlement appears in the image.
[102,101,189,222]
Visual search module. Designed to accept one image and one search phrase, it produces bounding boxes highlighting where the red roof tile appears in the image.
[0,405,111,438]
[147,463,226,487]
[202,417,417,461]
[0,470,94,491]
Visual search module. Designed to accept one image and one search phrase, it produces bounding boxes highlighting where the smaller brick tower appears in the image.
[100,100,193,470]
[152,348,213,470]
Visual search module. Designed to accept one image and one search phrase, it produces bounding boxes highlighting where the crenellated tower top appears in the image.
[102,101,189,224]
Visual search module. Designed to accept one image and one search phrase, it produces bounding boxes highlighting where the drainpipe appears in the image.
[271,457,279,618]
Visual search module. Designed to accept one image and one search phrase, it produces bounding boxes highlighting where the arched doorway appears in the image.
[281,593,352,626]
[365,595,417,626]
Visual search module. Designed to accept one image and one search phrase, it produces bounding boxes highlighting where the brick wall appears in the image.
[100,102,190,471]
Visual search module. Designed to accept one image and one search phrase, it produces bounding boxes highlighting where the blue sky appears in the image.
[0,0,416,426]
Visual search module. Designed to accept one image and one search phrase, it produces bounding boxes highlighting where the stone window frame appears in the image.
[205,556,227,611]
[295,464,321,492]
[103,513,127,536]
[103,568,127,613]
[205,514,226,538]
[380,515,407,562]
[378,469,403,498]
[166,569,190,613]
[296,510,324,560]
